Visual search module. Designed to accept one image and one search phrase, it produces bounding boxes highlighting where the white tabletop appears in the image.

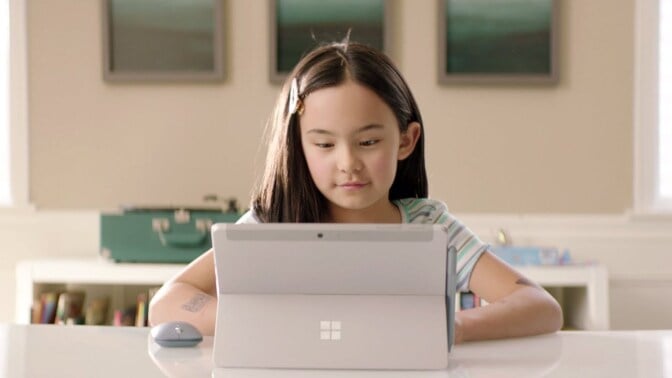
[1,324,671,377]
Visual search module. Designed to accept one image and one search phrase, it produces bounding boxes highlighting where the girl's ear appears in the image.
[398,122,421,160]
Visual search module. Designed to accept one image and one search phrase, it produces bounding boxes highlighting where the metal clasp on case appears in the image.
[195,218,213,233]
[152,218,170,232]
[174,209,190,224]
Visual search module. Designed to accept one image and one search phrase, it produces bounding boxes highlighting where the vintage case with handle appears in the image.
[100,207,241,263]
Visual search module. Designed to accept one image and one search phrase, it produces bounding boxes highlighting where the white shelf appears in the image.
[17,258,183,285]
[15,259,610,330]
[517,264,610,330]
[15,258,183,325]
[518,265,606,286]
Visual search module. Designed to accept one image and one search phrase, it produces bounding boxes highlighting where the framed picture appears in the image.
[438,0,559,84]
[269,0,391,83]
[102,0,224,82]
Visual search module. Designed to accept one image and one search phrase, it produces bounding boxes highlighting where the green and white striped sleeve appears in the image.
[395,198,488,291]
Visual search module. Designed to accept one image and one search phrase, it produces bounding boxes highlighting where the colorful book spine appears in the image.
[31,298,42,324]
[458,291,487,310]
[39,292,59,324]
[85,297,110,325]
[55,291,86,325]
[135,293,148,327]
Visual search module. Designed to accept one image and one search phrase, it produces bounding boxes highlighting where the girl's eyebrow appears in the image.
[306,124,385,135]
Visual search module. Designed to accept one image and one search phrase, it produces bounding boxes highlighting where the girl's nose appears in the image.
[337,146,362,173]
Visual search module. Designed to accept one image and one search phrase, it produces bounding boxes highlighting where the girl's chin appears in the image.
[328,197,385,212]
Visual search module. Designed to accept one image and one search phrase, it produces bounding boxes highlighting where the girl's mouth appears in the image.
[339,182,368,190]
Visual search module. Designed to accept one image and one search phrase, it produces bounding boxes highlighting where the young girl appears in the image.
[148,41,563,343]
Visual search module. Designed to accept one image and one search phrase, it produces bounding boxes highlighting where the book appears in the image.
[473,293,481,308]
[85,297,110,325]
[39,292,59,324]
[113,306,136,326]
[55,291,86,325]
[458,291,488,310]
[460,291,476,310]
[31,298,43,324]
[135,293,148,327]
[454,292,462,312]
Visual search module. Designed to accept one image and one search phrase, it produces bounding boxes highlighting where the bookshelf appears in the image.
[458,264,610,330]
[14,258,610,330]
[15,259,184,326]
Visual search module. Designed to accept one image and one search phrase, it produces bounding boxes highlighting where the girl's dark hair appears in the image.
[252,41,428,222]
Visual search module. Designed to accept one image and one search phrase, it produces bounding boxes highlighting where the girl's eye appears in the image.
[315,143,334,148]
[360,139,380,147]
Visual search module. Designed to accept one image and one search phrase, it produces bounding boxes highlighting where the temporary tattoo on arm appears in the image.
[515,277,543,289]
[181,293,211,313]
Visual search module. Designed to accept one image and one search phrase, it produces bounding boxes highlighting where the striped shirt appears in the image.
[393,198,488,291]
[236,198,487,291]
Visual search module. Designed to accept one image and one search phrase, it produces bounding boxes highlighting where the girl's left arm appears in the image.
[455,251,564,343]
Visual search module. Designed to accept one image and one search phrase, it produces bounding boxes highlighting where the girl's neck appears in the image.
[327,200,401,224]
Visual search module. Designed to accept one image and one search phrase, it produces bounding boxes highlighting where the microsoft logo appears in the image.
[320,320,342,341]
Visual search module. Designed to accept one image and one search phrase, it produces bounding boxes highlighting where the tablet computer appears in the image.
[211,223,456,370]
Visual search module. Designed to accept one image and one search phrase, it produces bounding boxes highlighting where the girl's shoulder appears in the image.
[393,198,451,224]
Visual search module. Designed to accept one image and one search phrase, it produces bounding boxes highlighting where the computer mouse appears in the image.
[151,321,203,347]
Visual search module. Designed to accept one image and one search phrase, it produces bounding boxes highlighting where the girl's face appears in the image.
[299,80,418,221]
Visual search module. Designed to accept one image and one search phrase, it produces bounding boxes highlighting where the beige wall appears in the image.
[27,0,634,213]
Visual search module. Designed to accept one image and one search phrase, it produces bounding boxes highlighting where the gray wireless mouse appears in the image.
[151,321,203,347]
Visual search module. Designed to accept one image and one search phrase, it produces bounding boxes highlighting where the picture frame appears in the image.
[102,0,224,82]
[437,0,559,85]
[269,0,391,84]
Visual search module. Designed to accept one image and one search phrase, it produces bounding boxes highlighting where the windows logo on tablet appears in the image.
[320,321,342,341]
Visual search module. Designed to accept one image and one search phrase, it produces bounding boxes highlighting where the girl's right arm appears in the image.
[148,249,218,335]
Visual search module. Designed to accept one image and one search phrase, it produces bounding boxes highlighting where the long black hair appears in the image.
[252,41,428,222]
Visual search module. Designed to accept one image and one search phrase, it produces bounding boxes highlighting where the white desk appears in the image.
[1,324,670,377]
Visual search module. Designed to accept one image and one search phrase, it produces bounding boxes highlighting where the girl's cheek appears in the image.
[370,151,397,175]
[306,151,332,176]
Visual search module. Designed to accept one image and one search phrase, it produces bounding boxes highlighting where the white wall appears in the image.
[25,0,635,213]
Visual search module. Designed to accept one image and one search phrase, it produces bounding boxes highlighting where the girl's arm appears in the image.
[455,251,563,343]
[148,249,218,335]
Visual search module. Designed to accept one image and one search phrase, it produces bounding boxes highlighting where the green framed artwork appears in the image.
[438,0,559,84]
[270,0,390,83]
[102,0,224,82]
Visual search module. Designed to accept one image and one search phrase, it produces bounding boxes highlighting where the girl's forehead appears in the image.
[300,81,397,133]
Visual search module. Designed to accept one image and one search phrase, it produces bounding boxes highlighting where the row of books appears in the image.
[456,291,488,311]
[113,287,160,327]
[33,288,482,323]
[31,287,159,326]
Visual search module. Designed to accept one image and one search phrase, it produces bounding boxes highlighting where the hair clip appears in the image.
[288,78,304,116]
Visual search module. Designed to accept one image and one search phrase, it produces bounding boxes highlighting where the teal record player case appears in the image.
[101,207,241,263]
